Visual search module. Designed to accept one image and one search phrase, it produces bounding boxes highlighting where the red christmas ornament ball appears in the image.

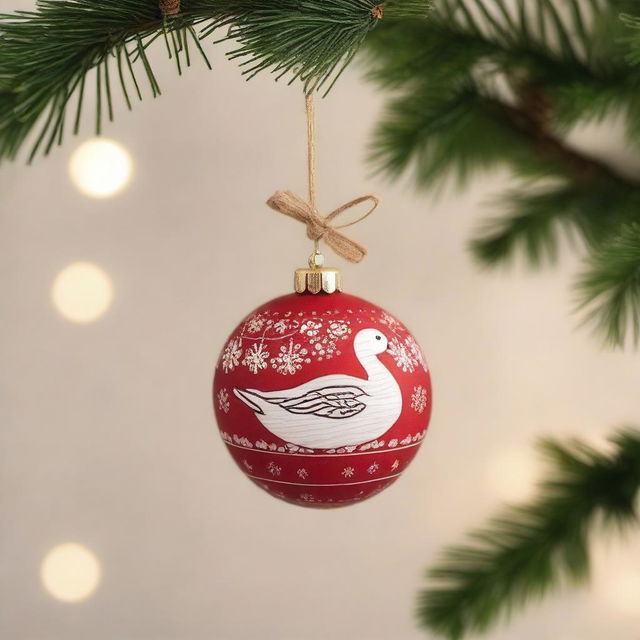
[213,291,432,508]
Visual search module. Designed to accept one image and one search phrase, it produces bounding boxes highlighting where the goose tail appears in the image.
[233,388,266,414]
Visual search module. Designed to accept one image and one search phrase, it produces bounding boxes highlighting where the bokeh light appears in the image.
[69,138,133,198]
[486,445,539,503]
[51,262,114,323]
[40,543,102,603]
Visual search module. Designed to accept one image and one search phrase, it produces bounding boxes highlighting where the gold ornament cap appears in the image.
[294,250,343,294]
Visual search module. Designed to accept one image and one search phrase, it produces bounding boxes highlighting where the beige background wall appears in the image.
[1,3,640,638]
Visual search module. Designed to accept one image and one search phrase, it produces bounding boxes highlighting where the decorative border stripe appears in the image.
[245,472,402,487]
[223,439,424,457]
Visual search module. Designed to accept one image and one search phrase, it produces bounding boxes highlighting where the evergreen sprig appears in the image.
[418,429,640,640]
[577,222,640,346]
[365,0,640,346]
[0,0,430,162]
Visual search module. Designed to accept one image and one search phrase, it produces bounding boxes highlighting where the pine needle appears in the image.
[0,0,432,162]
[576,222,640,347]
[365,0,640,346]
[418,429,640,640]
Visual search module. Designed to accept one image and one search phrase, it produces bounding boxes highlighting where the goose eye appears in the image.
[375,335,382,340]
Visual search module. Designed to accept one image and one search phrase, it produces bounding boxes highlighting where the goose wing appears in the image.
[266,385,368,419]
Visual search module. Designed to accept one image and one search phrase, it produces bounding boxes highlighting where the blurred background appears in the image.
[2,1,640,638]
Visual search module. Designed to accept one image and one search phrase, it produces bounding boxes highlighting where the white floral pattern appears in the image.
[272,318,291,334]
[405,335,428,372]
[221,338,242,373]
[217,388,230,414]
[300,320,322,338]
[388,337,418,373]
[411,385,428,413]
[233,434,253,448]
[245,313,267,334]
[290,315,352,363]
[220,306,425,377]
[327,319,350,338]
[267,461,282,476]
[270,339,310,375]
[342,466,355,478]
[242,343,269,374]
[358,439,385,452]
[223,431,426,453]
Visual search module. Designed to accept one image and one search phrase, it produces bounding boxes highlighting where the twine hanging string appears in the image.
[266,93,379,264]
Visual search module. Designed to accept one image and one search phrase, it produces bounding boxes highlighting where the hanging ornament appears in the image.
[212,95,432,508]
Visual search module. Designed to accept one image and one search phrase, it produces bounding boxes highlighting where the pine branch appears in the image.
[369,82,538,189]
[576,222,640,347]
[469,181,640,267]
[0,0,430,162]
[419,428,640,640]
[367,1,640,188]
[366,0,640,345]
[469,94,640,267]
[621,9,640,67]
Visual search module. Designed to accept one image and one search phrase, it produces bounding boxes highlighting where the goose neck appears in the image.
[357,353,389,379]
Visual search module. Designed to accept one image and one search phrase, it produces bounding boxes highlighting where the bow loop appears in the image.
[266,190,378,263]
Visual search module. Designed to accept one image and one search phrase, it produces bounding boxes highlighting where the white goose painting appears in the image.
[233,328,402,449]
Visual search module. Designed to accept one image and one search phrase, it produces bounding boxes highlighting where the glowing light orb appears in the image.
[69,138,133,198]
[51,262,114,324]
[40,543,102,602]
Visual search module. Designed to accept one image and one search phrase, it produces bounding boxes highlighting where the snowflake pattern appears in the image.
[217,388,230,414]
[297,468,309,480]
[245,313,267,334]
[270,339,310,375]
[411,385,428,413]
[219,307,426,380]
[272,318,291,334]
[242,343,269,374]
[405,335,428,372]
[388,337,418,373]
[342,466,355,478]
[367,462,379,475]
[221,338,242,373]
[391,459,400,471]
[267,461,282,476]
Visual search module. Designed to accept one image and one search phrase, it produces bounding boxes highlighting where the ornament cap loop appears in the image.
[294,266,342,294]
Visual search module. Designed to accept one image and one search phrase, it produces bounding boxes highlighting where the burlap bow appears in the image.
[266,190,379,263]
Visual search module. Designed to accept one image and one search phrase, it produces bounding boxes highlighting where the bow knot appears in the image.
[266,190,378,263]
